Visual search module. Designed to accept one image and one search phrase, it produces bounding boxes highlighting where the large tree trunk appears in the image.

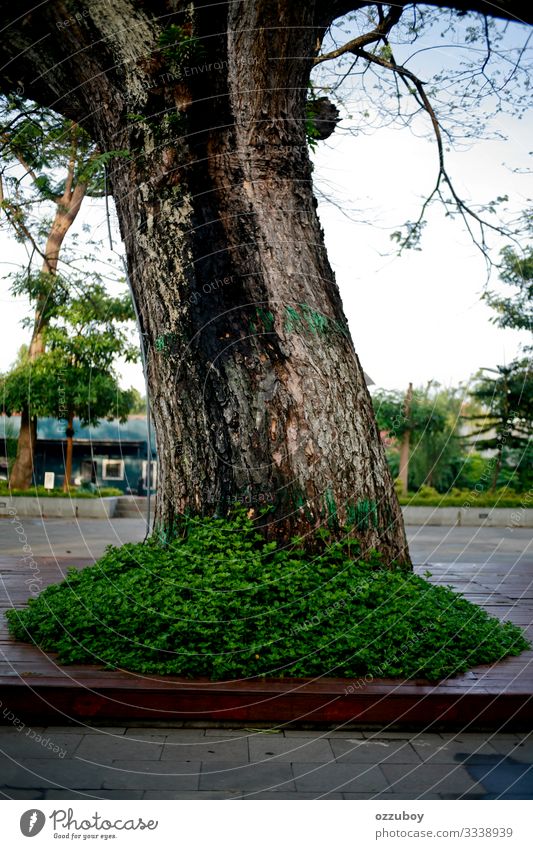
[0,0,412,565]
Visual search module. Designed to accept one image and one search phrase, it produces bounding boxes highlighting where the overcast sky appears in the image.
[315,111,531,391]
[1,16,531,395]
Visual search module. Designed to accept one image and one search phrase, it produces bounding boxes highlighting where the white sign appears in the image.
[43,472,55,490]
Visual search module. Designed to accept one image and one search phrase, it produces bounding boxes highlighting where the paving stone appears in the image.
[44,789,144,800]
[243,791,345,800]
[461,755,533,797]
[0,732,83,759]
[75,735,163,761]
[240,728,284,736]
[326,732,367,739]
[362,731,445,741]
[0,788,45,799]
[484,734,527,743]
[362,730,417,739]
[481,793,533,800]
[126,722,184,729]
[199,761,295,793]
[488,738,533,763]
[438,793,488,800]
[342,792,408,800]
[331,739,421,764]
[411,739,498,764]
[125,728,204,742]
[380,763,484,796]
[101,761,201,791]
[161,738,248,762]
[292,762,390,794]
[249,736,333,764]
[204,729,252,738]
[144,790,243,799]
[285,729,364,738]
[0,727,46,735]
[44,726,127,735]
[0,756,105,789]
[438,733,506,744]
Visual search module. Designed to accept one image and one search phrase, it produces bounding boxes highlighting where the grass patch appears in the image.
[7,513,529,681]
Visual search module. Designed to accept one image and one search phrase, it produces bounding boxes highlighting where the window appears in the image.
[80,460,97,482]
[102,459,125,480]
[141,460,158,487]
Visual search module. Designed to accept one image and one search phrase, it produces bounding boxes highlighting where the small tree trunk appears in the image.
[63,416,74,492]
[9,408,37,490]
[490,448,503,492]
[398,383,413,494]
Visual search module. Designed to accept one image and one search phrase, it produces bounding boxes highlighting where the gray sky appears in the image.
[315,111,531,391]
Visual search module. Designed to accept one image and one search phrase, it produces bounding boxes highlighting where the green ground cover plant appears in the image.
[0,483,122,498]
[7,512,529,682]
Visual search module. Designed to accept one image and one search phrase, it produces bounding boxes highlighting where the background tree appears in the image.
[0,94,125,488]
[409,387,466,492]
[2,281,138,490]
[372,383,449,492]
[483,216,533,344]
[485,249,533,336]
[128,390,147,415]
[467,219,533,491]
[463,362,533,491]
[0,2,530,564]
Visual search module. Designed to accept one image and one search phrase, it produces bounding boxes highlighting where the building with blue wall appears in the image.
[1,415,157,493]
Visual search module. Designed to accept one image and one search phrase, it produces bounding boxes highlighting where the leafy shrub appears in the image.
[414,485,441,499]
[7,513,529,682]
[399,487,529,507]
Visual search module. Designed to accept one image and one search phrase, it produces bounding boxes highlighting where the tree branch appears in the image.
[314,5,403,66]
[0,173,50,265]
[338,43,519,260]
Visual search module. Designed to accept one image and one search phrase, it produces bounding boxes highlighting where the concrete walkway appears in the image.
[1,726,532,800]
[0,515,531,564]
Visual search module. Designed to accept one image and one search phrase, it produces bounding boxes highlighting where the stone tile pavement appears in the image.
[1,726,532,800]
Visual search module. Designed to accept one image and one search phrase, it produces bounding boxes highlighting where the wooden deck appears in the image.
[1,553,532,729]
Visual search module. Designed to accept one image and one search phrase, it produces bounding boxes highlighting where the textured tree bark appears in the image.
[9,407,37,490]
[0,0,416,564]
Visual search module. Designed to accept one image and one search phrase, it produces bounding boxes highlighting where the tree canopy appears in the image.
[2,280,138,428]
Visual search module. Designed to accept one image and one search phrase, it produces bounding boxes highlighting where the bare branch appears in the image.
[314,5,403,66]
[334,41,520,262]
